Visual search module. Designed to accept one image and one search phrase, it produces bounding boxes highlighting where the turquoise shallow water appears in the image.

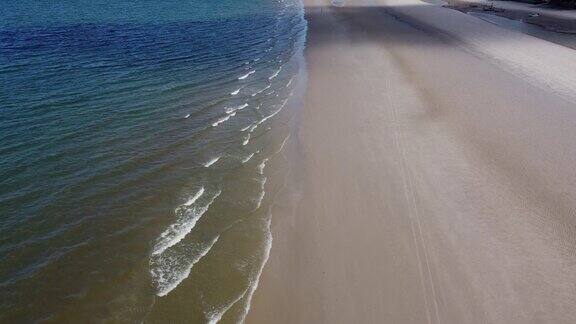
[0,0,306,322]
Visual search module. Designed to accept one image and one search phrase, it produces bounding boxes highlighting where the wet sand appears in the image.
[247,0,576,323]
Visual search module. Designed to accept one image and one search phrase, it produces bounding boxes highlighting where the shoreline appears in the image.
[247,0,576,323]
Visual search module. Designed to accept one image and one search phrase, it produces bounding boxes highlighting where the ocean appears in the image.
[0,0,307,322]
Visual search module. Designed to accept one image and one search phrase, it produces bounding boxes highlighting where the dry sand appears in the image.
[247,0,576,323]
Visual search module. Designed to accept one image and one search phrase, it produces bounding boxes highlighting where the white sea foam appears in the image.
[205,217,273,323]
[251,85,271,97]
[243,134,250,146]
[258,107,282,125]
[238,70,255,80]
[154,235,220,297]
[184,187,205,207]
[203,155,221,167]
[240,122,258,133]
[254,177,267,210]
[226,103,248,114]
[212,115,230,127]
[269,67,282,80]
[152,190,220,256]
[257,158,268,174]
[237,217,273,323]
[286,76,294,87]
[254,99,288,129]
[206,287,249,324]
[230,88,241,96]
[241,152,254,163]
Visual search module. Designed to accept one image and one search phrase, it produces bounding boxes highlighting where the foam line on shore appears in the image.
[257,158,269,174]
[154,235,220,297]
[269,67,282,80]
[205,216,273,323]
[203,155,221,167]
[252,85,271,97]
[237,217,273,323]
[152,189,221,256]
[184,187,205,207]
[258,107,282,125]
[241,152,255,163]
[238,70,255,80]
[254,177,267,210]
[206,287,249,324]
[212,115,231,127]
[226,103,249,114]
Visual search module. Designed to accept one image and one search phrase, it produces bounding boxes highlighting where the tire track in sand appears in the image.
[384,70,441,324]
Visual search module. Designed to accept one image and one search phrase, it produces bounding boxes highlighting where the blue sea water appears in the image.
[0,0,306,322]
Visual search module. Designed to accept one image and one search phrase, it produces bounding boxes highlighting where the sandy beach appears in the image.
[247,0,576,323]
[447,0,576,33]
